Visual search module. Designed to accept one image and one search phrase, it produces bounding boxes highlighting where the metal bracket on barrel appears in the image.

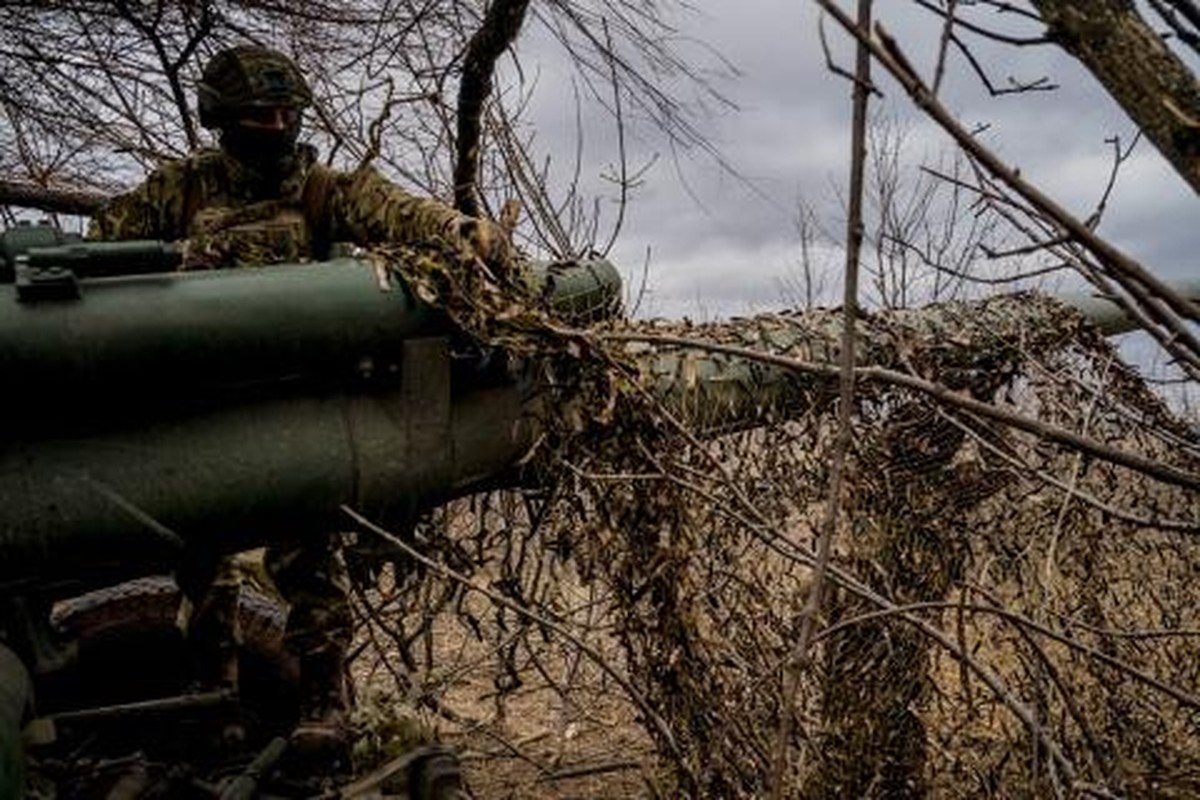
[13,256,80,302]
[402,336,453,481]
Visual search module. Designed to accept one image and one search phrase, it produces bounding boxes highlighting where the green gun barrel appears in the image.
[1055,279,1200,335]
[0,364,534,596]
[0,254,620,595]
[0,259,442,431]
[5,247,1180,597]
[0,256,620,433]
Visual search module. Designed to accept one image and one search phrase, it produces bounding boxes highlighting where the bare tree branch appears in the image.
[773,1,871,794]
[454,0,531,217]
[818,1,1200,371]
[0,178,105,215]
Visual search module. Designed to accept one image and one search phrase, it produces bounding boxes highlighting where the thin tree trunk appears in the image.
[454,0,532,217]
[1032,0,1200,194]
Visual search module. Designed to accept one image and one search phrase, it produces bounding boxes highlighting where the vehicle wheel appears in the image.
[38,576,298,754]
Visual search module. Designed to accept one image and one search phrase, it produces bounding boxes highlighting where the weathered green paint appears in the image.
[17,239,181,279]
[530,258,623,323]
[0,259,442,426]
[0,375,533,596]
[0,247,1182,597]
[0,644,30,800]
[0,256,619,436]
[0,253,617,595]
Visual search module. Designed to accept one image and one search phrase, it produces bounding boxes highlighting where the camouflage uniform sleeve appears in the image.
[87,163,190,242]
[329,167,463,246]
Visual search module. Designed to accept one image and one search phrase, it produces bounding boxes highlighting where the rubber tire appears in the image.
[39,576,299,752]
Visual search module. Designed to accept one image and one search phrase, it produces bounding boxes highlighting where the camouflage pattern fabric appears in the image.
[175,549,245,689]
[88,144,465,264]
[197,45,312,128]
[184,206,312,268]
[176,541,352,694]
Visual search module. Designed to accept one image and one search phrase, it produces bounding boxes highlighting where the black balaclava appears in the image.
[220,108,303,192]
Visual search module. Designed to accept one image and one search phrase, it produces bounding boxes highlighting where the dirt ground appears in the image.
[447,680,653,799]
[348,580,658,800]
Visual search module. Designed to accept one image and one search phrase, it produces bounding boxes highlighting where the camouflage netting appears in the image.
[353,243,1200,799]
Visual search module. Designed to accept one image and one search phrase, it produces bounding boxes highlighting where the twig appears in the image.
[935,409,1200,533]
[537,759,642,783]
[817,0,1200,362]
[340,504,693,783]
[931,0,959,95]
[598,18,629,258]
[912,0,1053,45]
[1043,352,1112,587]
[805,595,1200,717]
[619,427,1096,790]
[772,2,871,795]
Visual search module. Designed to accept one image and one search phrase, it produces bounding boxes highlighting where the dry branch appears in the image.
[1031,0,1200,194]
[454,0,532,217]
[0,179,106,216]
[368,242,1199,796]
[818,0,1200,377]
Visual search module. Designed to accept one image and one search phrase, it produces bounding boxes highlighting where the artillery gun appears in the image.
[0,222,621,798]
[0,221,1194,798]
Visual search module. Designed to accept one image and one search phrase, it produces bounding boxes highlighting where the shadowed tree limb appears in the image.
[1031,0,1200,194]
[454,0,532,217]
[0,179,106,216]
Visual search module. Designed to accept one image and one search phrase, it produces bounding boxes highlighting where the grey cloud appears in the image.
[523,2,1198,318]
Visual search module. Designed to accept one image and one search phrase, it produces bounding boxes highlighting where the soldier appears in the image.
[89,44,510,759]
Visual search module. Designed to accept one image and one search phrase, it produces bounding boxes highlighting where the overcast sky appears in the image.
[520,1,1198,321]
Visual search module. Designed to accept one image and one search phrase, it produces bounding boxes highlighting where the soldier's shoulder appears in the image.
[300,147,354,185]
[139,148,224,188]
[337,162,412,200]
[173,147,227,175]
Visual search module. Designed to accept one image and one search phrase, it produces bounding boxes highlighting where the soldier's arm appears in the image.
[331,167,510,263]
[87,167,187,242]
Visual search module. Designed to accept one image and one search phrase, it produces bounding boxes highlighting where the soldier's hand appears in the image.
[451,215,514,268]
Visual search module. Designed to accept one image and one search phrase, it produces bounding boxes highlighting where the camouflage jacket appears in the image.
[89,145,465,268]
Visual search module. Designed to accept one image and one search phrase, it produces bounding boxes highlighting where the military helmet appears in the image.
[197,45,313,129]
